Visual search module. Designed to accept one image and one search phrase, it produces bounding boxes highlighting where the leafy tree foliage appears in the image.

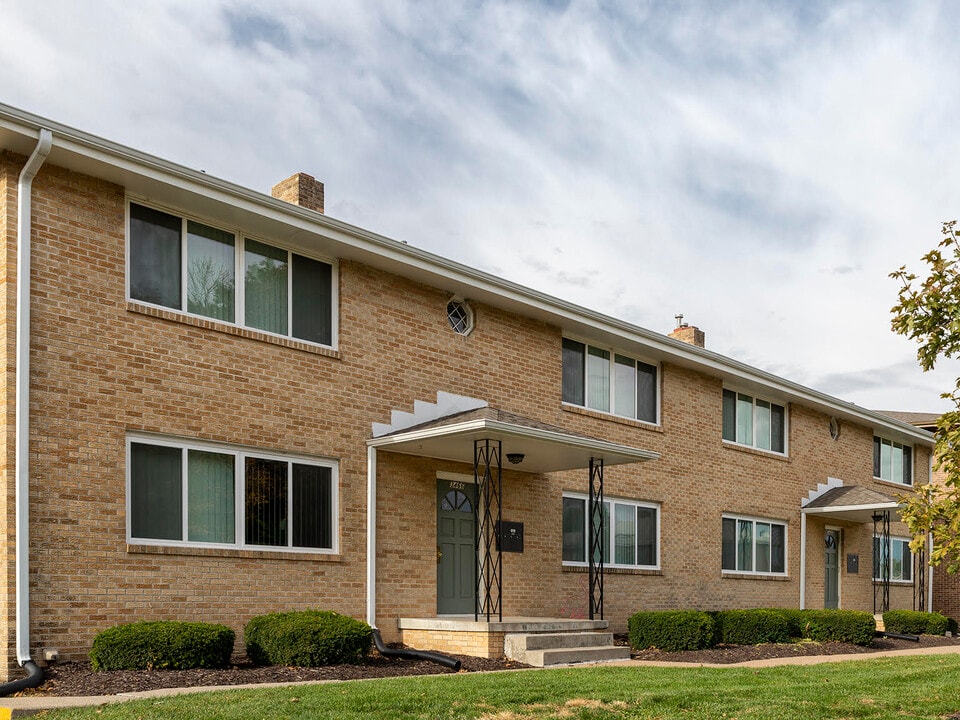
[891,220,960,572]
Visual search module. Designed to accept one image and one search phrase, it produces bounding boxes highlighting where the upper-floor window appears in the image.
[128,203,334,346]
[722,389,785,454]
[873,536,912,582]
[128,435,337,553]
[722,514,787,575]
[562,494,659,569]
[873,437,912,485]
[562,339,658,423]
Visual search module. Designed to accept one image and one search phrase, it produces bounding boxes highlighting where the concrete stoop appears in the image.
[504,631,630,667]
[875,614,885,632]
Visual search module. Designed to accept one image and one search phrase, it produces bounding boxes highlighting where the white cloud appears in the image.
[2,0,959,411]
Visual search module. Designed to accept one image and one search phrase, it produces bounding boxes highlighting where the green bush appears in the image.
[716,609,792,645]
[799,610,875,646]
[883,610,954,635]
[628,610,716,652]
[244,610,372,667]
[89,621,235,671]
[769,608,806,638]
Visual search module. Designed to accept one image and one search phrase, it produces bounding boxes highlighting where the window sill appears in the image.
[561,403,662,432]
[721,441,790,462]
[872,476,913,490]
[127,302,340,359]
[127,543,342,563]
[563,565,662,576]
[872,579,914,586]
[721,572,790,581]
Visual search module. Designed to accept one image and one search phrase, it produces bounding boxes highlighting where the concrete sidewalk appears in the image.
[3,643,960,718]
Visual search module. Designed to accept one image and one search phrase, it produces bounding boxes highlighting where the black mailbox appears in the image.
[846,553,859,574]
[497,521,524,553]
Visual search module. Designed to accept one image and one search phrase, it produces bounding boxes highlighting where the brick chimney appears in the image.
[272,172,324,214]
[669,314,705,348]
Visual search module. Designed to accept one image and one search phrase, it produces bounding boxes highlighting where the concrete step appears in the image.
[527,645,631,667]
[506,632,615,652]
[875,614,885,632]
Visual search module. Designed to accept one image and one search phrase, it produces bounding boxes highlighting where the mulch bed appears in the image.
[13,634,960,697]
[18,651,528,698]
[623,633,960,664]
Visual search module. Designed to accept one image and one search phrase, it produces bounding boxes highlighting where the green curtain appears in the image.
[245,239,288,335]
[188,450,235,543]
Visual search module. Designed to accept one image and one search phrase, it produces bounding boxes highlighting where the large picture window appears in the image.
[562,494,659,569]
[562,339,658,423]
[129,203,334,346]
[722,515,786,575]
[873,536,912,582]
[873,437,912,485]
[722,390,786,454]
[128,437,337,552]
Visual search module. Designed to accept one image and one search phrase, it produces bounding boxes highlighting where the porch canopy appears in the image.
[365,401,659,628]
[800,483,904,614]
[368,406,659,472]
[801,485,899,524]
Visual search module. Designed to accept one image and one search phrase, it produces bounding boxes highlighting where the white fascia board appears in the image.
[367,418,660,462]
[801,502,901,515]
[0,103,933,447]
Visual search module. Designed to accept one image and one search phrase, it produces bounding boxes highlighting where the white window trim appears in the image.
[561,492,661,570]
[721,513,788,577]
[125,199,339,350]
[562,336,661,426]
[126,433,339,555]
[873,534,913,583]
[872,436,913,487]
[721,387,789,456]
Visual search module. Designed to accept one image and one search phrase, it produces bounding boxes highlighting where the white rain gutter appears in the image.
[799,512,807,609]
[366,446,377,627]
[15,128,52,666]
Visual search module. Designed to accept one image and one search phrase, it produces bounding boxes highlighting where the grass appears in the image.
[37,654,960,720]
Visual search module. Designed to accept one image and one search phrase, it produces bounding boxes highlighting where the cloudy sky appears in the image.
[2,0,958,413]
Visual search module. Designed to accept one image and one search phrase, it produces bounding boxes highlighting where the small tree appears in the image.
[891,220,960,572]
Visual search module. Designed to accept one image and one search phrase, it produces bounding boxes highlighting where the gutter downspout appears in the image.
[799,511,807,609]
[4,128,53,694]
[366,446,377,627]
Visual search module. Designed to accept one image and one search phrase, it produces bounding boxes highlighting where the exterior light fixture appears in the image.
[506,453,525,465]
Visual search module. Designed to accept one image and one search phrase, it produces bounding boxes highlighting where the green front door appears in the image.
[437,479,476,615]
[825,529,840,609]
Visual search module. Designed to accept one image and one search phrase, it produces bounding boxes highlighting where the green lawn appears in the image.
[39,654,960,720]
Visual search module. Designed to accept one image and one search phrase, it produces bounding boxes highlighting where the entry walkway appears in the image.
[3,644,960,717]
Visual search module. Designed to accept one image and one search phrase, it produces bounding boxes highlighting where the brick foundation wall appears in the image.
[399,629,504,658]
[0,153,933,677]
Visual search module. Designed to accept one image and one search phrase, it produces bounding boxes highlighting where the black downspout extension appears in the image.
[372,629,461,671]
[0,660,45,697]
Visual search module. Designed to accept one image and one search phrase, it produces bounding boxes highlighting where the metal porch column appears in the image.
[872,511,890,614]
[588,457,604,620]
[474,439,503,622]
[915,539,926,611]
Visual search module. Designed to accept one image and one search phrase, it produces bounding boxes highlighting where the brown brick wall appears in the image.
[0,156,933,676]
[0,153,18,668]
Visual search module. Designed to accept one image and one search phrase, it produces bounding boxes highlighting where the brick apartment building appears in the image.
[879,412,960,623]
[0,103,936,676]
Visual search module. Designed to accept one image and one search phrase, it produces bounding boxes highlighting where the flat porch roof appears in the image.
[368,406,659,473]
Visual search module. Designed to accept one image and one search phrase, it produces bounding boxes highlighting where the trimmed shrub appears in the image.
[90,621,235,671]
[883,610,954,636]
[244,610,372,667]
[716,609,792,645]
[769,608,806,639]
[799,610,875,646]
[628,610,716,652]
